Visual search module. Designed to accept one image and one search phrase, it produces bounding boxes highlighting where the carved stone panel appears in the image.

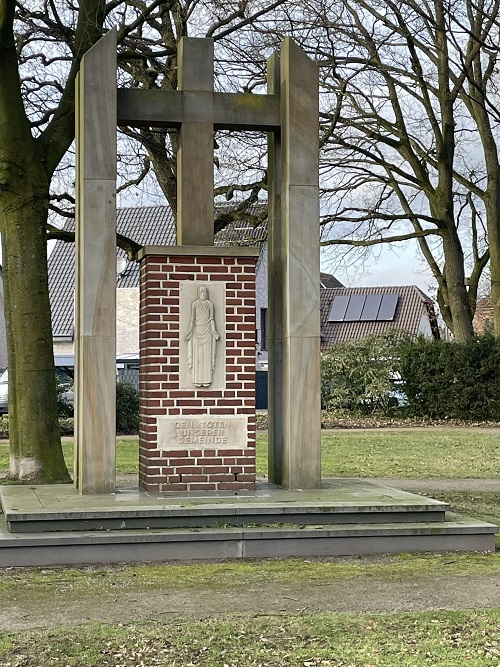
[179,281,226,390]
[157,414,248,450]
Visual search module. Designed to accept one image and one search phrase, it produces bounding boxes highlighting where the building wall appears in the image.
[53,287,140,358]
[116,287,139,355]
[53,340,74,356]
[417,313,433,338]
[255,247,268,369]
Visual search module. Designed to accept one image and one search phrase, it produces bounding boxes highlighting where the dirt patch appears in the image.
[2,571,500,632]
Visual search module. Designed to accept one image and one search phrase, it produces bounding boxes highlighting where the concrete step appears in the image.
[0,513,496,567]
[0,480,449,533]
[0,481,496,567]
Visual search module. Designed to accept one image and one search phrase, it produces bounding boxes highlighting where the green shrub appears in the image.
[321,331,404,414]
[399,334,500,420]
[116,380,139,434]
[56,380,74,418]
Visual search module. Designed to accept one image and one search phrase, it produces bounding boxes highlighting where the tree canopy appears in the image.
[314,0,500,339]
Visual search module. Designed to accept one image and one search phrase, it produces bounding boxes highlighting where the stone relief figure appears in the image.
[185,286,220,387]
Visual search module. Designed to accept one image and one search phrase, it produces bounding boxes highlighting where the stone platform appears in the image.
[0,480,496,567]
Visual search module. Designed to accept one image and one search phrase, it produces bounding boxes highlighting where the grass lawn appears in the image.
[2,609,500,666]
[1,552,500,596]
[0,438,138,474]
[260,429,500,479]
[314,430,500,479]
[2,552,500,666]
[2,428,500,478]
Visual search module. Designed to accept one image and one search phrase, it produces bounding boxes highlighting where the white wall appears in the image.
[116,287,139,356]
[53,287,140,358]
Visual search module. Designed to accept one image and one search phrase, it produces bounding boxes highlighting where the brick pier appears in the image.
[138,246,260,492]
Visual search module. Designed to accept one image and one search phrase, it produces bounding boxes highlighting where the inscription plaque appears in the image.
[157,415,248,450]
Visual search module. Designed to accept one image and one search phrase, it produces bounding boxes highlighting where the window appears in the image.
[260,308,268,350]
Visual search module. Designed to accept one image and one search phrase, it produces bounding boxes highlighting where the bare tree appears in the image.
[308,0,500,340]
[114,1,291,232]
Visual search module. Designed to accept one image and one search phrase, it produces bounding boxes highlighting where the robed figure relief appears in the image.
[185,286,220,387]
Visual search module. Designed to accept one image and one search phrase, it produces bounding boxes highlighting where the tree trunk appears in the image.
[441,228,474,341]
[1,167,70,483]
[473,118,500,337]
[489,187,500,336]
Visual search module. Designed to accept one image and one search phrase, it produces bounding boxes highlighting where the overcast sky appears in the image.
[321,243,435,296]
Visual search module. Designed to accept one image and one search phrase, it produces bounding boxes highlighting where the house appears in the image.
[49,204,343,383]
[50,206,175,358]
[49,204,270,363]
[253,246,344,370]
[473,295,493,334]
[320,285,441,349]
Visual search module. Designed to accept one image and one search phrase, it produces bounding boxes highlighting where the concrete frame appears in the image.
[75,30,321,493]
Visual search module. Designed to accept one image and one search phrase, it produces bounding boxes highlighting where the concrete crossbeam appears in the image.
[117,89,281,130]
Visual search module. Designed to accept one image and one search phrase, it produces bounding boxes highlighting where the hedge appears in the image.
[399,334,500,420]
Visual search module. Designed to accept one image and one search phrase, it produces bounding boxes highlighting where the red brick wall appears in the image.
[139,252,257,492]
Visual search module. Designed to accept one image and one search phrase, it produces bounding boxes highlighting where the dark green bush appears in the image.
[321,331,404,414]
[399,334,500,420]
[116,380,139,434]
[56,380,74,418]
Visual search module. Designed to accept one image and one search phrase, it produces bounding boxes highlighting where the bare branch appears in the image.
[321,228,439,247]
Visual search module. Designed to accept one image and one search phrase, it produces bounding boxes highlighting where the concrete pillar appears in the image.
[277,39,321,489]
[74,29,117,494]
[267,53,283,485]
[177,38,214,246]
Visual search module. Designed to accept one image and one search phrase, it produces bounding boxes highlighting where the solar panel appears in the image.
[328,295,350,321]
[360,294,383,321]
[344,295,366,321]
[329,292,399,322]
[378,293,399,321]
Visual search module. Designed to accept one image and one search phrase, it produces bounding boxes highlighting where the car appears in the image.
[0,355,75,415]
[0,353,140,414]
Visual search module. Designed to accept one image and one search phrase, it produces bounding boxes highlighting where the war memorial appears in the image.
[0,31,496,565]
